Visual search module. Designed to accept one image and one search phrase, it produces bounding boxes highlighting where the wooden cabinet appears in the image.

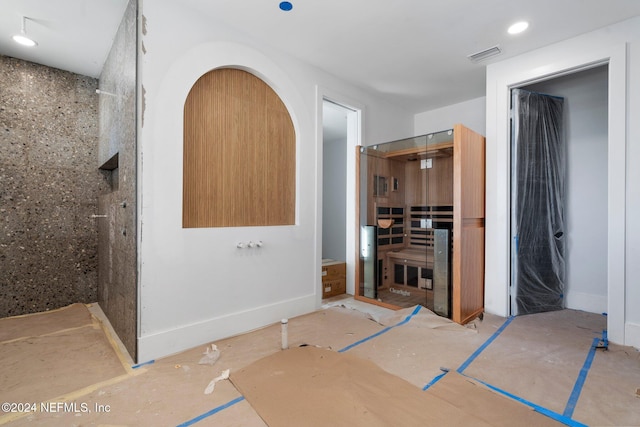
[451,124,485,324]
[356,124,485,324]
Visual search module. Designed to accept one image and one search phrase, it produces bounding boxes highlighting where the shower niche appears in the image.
[356,124,485,324]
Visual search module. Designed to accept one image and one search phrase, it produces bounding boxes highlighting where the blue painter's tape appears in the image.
[132,360,155,369]
[338,305,422,353]
[338,326,393,353]
[422,372,447,391]
[457,316,514,373]
[563,337,599,418]
[423,316,513,391]
[424,370,586,426]
[468,374,588,427]
[176,396,245,427]
[170,305,420,421]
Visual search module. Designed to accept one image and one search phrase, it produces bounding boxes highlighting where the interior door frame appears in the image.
[485,42,626,344]
[316,87,363,305]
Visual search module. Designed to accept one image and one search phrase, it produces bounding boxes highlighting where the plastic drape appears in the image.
[511,89,565,315]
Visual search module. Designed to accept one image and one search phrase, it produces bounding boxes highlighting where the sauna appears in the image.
[356,124,485,324]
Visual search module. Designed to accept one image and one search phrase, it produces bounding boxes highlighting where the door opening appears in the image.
[509,65,609,317]
[321,98,360,299]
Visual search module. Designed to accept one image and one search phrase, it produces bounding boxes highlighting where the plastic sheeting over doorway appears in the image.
[511,89,565,315]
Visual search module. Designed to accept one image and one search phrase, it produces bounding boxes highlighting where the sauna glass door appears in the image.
[357,130,454,312]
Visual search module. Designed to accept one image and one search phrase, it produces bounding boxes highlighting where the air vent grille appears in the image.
[467,45,502,63]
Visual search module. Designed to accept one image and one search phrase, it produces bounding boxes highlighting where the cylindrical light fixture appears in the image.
[12,16,38,47]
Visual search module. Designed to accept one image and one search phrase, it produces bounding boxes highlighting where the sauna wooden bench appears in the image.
[386,249,434,268]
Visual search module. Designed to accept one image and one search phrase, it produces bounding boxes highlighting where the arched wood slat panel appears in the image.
[183,68,296,228]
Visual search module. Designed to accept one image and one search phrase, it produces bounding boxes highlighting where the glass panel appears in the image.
[367,129,453,154]
[358,129,454,314]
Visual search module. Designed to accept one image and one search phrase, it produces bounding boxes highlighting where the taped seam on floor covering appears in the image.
[132,359,155,369]
[181,311,597,426]
[421,316,594,426]
[176,305,425,425]
[422,372,447,391]
[421,315,584,426]
[0,305,149,425]
[0,324,97,345]
[176,396,246,427]
[92,316,137,375]
[338,305,423,353]
[562,337,600,418]
[0,371,147,425]
[457,315,515,373]
[458,372,588,427]
[423,315,514,391]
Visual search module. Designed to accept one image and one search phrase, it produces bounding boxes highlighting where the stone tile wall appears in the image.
[97,0,138,360]
[0,55,109,317]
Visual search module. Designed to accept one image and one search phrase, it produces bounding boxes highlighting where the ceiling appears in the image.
[2,1,640,115]
[0,0,129,79]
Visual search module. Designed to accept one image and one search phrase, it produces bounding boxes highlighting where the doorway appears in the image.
[509,65,609,316]
[321,98,360,297]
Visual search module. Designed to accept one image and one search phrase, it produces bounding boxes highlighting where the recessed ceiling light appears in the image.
[508,21,529,35]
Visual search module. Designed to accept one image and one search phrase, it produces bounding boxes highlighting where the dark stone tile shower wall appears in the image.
[0,55,109,317]
[97,0,138,360]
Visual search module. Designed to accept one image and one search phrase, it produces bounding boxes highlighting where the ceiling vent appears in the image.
[467,45,502,63]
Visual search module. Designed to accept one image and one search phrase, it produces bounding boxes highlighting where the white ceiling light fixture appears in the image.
[12,16,38,47]
[508,21,529,35]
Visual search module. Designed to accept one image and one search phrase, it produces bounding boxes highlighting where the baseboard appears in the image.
[564,291,607,314]
[137,294,317,363]
[625,321,640,350]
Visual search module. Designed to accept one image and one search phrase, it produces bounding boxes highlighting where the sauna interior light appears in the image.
[508,21,529,35]
[12,16,37,47]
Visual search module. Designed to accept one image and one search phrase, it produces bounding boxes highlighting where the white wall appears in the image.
[137,1,413,361]
[322,136,347,261]
[524,66,608,314]
[414,97,486,136]
[485,16,640,348]
[627,40,640,348]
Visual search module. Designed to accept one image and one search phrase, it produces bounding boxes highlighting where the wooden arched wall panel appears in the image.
[183,68,296,228]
